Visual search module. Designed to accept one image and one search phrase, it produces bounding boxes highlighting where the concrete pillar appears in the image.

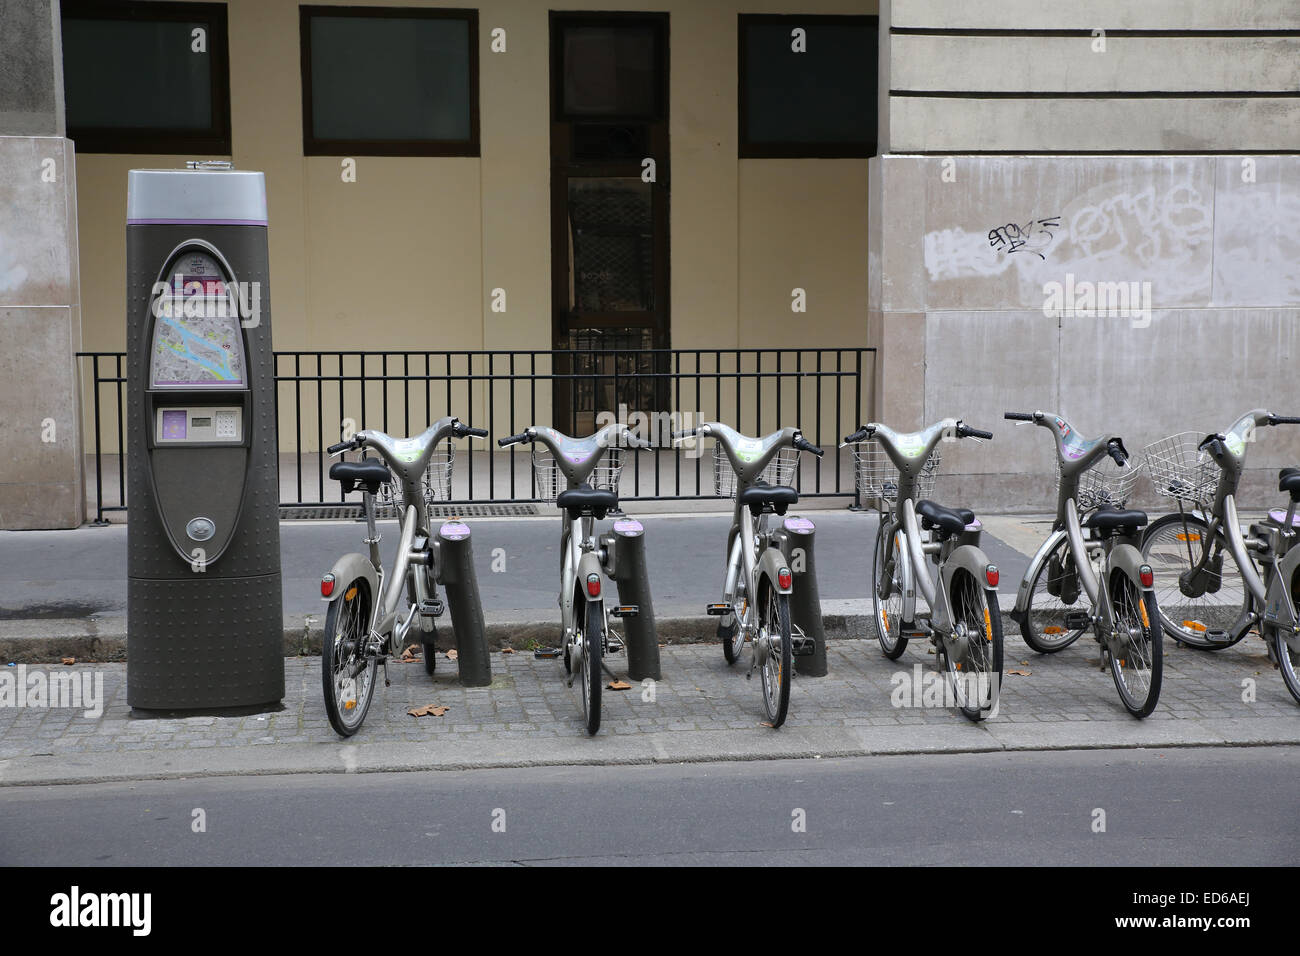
[0,0,84,529]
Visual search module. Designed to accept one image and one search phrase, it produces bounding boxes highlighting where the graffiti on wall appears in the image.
[987,216,1061,260]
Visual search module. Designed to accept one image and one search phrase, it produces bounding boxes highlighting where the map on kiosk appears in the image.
[150,251,246,388]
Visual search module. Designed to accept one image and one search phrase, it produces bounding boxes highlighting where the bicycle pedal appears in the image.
[1063,611,1092,630]
[610,605,639,618]
[419,599,445,618]
[707,603,733,616]
[792,635,816,657]
[534,646,563,659]
[1205,629,1230,644]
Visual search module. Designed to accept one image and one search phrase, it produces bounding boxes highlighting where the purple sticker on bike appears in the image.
[613,518,643,535]
[783,517,815,533]
[439,521,471,540]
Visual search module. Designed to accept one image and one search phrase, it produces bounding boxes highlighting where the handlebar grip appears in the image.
[963,427,994,441]
[671,427,700,440]
[1108,446,1128,465]
[497,432,529,448]
[794,437,824,457]
[1003,411,1035,422]
[842,427,870,444]
[327,440,354,454]
[1270,415,1300,425]
[459,426,489,438]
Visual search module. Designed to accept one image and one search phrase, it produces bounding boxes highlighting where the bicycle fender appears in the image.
[940,544,1000,597]
[1014,528,1067,615]
[1264,546,1300,628]
[759,548,794,596]
[322,552,378,606]
[577,551,607,603]
[1109,543,1155,594]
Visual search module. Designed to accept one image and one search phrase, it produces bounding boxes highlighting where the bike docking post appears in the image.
[600,518,660,681]
[772,516,828,677]
[434,521,491,687]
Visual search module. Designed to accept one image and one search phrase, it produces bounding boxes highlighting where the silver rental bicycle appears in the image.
[1004,411,1162,718]
[674,422,823,728]
[497,423,651,734]
[844,418,1003,721]
[319,417,488,737]
[1141,408,1300,704]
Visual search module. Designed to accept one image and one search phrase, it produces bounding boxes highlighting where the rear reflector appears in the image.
[586,573,602,597]
[778,567,792,589]
[321,574,335,598]
[1139,565,1154,588]
[986,565,999,588]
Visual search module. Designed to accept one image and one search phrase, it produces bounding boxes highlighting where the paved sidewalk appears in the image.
[1,626,1295,786]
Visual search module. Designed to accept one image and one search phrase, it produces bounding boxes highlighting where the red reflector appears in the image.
[778,568,792,589]
[586,573,602,597]
[321,574,335,598]
[985,565,999,588]
[1140,566,1154,588]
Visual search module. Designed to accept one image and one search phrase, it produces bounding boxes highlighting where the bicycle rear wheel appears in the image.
[873,519,909,659]
[1020,536,1087,653]
[1141,512,1250,648]
[1107,571,1162,718]
[947,569,1003,722]
[759,587,792,728]
[322,579,377,737]
[577,598,603,735]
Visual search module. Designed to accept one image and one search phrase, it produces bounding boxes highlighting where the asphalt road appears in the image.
[1,746,1294,866]
[0,512,1032,619]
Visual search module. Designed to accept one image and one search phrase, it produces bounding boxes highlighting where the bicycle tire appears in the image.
[322,578,377,737]
[947,569,1003,722]
[1107,571,1163,718]
[873,519,909,660]
[1020,536,1087,654]
[759,587,793,728]
[1141,512,1251,648]
[1275,628,1300,706]
[579,598,603,735]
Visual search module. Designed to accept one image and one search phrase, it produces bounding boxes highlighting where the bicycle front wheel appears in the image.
[1275,629,1300,706]
[759,587,792,728]
[1020,536,1087,654]
[1141,512,1250,648]
[578,598,603,735]
[873,519,908,659]
[948,569,1003,722]
[322,578,377,737]
[1107,571,1163,718]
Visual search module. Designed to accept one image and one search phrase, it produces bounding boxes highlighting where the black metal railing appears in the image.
[77,348,875,520]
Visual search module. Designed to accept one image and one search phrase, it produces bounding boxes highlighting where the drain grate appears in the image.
[280,503,540,521]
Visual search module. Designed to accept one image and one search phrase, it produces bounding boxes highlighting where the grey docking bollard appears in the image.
[774,516,827,677]
[604,518,660,681]
[435,521,491,687]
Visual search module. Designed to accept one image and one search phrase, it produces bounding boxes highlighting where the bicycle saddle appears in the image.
[556,483,618,520]
[1083,507,1148,534]
[1280,468,1300,499]
[737,482,798,516]
[329,458,391,494]
[917,500,975,536]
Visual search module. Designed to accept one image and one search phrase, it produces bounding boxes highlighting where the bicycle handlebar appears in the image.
[327,438,359,455]
[793,435,824,457]
[1269,414,1300,426]
[958,424,994,441]
[842,425,874,444]
[455,424,489,439]
[1003,411,1036,422]
[671,426,701,441]
[498,431,531,448]
[1107,439,1129,466]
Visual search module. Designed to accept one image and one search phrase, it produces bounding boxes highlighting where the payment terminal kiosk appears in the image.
[126,163,284,710]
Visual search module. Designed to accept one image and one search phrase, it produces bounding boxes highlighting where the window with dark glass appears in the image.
[60,0,231,154]
[739,14,877,158]
[300,6,478,156]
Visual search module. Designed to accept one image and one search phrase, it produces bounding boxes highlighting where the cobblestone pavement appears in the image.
[0,622,1296,785]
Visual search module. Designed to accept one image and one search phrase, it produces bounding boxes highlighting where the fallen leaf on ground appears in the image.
[501,647,514,654]
[408,704,449,718]
[1007,668,1031,676]
[608,680,631,690]
[398,645,420,662]
[445,649,458,660]
[61,657,76,666]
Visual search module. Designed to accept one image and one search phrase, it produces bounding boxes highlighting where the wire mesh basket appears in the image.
[713,445,799,498]
[1143,432,1219,507]
[532,445,624,501]
[1069,456,1142,512]
[851,441,941,502]
[380,445,455,511]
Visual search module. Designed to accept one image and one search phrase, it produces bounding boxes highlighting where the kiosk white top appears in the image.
[128,168,267,226]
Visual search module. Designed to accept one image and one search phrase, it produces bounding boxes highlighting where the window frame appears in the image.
[299,4,480,157]
[738,13,878,159]
[61,0,232,155]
